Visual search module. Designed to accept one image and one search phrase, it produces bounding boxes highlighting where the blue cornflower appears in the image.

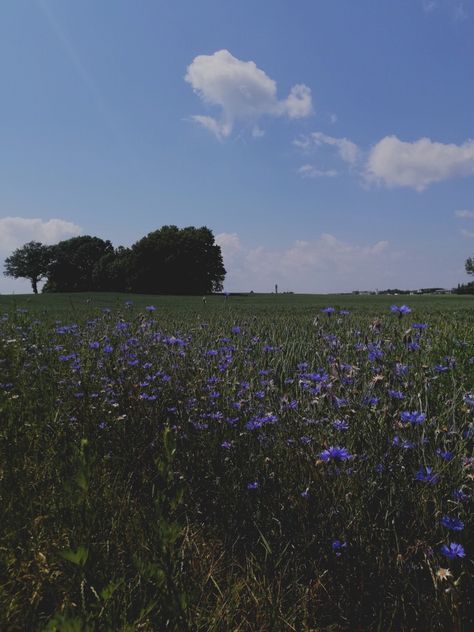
[221,441,233,449]
[391,304,411,315]
[415,466,439,484]
[401,411,426,425]
[440,516,464,531]
[89,341,100,349]
[436,449,453,461]
[452,489,470,502]
[300,488,310,499]
[145,305,156,312]
[322,307,336,315]
[332,540,347,556]
[103,344,113,353]
[339,310,350,315]
[412,322,428,329]
[332,419,349,431]
[231,326,241,334]
[388,389,405,399]
[320,446,352,462]
[440,542,465,560]
[247,481,259,490]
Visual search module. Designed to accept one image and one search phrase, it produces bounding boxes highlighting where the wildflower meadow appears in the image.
[1,293,473,631]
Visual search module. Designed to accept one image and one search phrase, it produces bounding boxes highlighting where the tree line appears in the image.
[3,225,226,295]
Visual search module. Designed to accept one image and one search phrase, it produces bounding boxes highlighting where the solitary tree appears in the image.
[4,241,52,294]
[466,257,474,275]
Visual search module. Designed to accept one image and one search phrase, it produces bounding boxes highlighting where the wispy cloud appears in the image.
[216,231,400,293]
[298,165,338,178]
[185,50,312,139]
[455,209,474,218]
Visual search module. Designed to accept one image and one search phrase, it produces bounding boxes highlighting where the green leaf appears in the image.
[59,546,89,567]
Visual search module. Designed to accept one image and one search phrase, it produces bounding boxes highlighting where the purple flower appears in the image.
[401,411,426,425]
[247,481,259,490]
[440,542,465,560]
[146,305,156,312]
[452,489,470,502]
[221,441,233,449]
[332,540,347,556]
[388,389,405,399]
[440,516,464,531]
[391,304,411,315]
[436,449,453,461]
[415,466,439,484]
[332,419,349,431]
[320,446,352,462]
[322,307,336,315]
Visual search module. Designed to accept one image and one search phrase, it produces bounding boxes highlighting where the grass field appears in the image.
[1,292,473,630]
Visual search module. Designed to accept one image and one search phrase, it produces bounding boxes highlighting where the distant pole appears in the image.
[275,284,278,294]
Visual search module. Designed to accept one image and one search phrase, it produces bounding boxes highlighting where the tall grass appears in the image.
[0,297,473,630]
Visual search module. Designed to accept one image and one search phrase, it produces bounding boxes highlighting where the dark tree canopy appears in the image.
[44,236,114,293]
[4,226,225,295]
[3,241,52,294]
[129,226,225,294]
[465,257,474,276]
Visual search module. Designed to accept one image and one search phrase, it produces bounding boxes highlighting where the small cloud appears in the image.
[329,113,338,124]
[185,49,312,139]
[0,216,82,252]
[294,131,360,165]
[461,228,474,237]
[455,209,474,218]
[365,135,474,191]
[298,164,338,178]
[422,0,438,12]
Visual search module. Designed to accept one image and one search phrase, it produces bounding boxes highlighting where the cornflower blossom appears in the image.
[415,466,439,484]
[390,304,411,315]
[452,489,470,502]
[332,540,347,556]
[440,516,464,531]
[388,389,405,399]
[322,307,335,315]
[247,481,259,490]
[320,446,352,462]
[440,543,465,560]
[145,305,156,312]
[332,419,349,431]
[400,411,426,425]
[436,449,453,461]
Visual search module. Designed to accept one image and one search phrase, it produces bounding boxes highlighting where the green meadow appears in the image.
[1,293,473,630]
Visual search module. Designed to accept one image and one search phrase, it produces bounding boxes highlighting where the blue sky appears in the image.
[1,0,474,293]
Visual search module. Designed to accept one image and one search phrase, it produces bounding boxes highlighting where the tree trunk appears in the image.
[31,278,38,294]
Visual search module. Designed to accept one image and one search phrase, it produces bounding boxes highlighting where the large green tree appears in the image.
[129,226,225,294]
[3,241,52,294]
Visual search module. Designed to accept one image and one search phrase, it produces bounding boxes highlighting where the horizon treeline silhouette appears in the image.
[3,225,226,295]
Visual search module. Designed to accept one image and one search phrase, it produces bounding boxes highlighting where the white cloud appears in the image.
[0,217,82,252]
[298,164,338,178]
[185,49,312,139]
[366,135,474,191]
[461,228,474,237]
[455,209,474,218]
[294,132,360,165]
[0,216,82,294]
[218,232,403,293]
[216,232,242,258]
